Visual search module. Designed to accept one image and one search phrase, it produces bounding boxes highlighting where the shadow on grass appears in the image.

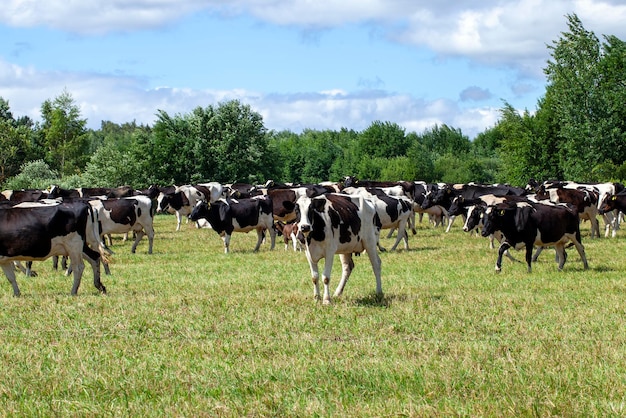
[352,292,410,307]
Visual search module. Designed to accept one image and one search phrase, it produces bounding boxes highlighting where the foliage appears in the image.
[543,14,626,181]
[3,160,59,190]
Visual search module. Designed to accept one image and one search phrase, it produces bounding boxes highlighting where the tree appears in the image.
[0,97,39,185]
[40,90,89,176]
[543,14,626,180]
[358,121,410,159]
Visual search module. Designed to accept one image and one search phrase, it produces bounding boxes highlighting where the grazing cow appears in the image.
[290,193,382,304]
[189,196,276,253]
[0,201,109,296]
[274,221,302,251]
[343,187,412,251]
[481,201,588,273]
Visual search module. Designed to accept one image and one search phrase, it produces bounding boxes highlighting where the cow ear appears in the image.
[219,203,229,222]
[515,206,531,231]
[311,198,326,212]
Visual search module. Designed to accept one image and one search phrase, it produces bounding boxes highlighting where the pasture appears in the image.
[1,214,626,416]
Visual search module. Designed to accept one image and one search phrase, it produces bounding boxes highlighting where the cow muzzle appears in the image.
[299,224,311,234]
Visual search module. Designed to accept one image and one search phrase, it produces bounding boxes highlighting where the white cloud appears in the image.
[2,1,625,73]
[0,59,496,138]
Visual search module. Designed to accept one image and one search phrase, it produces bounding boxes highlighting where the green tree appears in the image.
[0,97,39,185]
[40,90,89,176]
[421,124,471,157]
[543,14,626,180]
[358,121,410,159]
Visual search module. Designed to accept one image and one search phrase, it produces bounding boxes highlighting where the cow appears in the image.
[535,185,600,238]
[423,183,527,232]
[343,187,412,251]
[189,196,276,253]
[263,185,328,223]
[0,201,110,296]
[289,193,382,304]
[274,221,302,251]
[90,195,155,255]
[157,185,205,231]
[481,201,589,273]
[599,192,626,220]
[1,189,48,202]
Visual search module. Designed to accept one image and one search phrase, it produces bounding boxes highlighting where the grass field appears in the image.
[1,214,626,416]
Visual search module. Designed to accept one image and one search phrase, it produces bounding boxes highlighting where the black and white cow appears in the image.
[157,185,205,231]
[342,187,413,251]
[90,195,155,255]
[481,201,589,273]
[290,193,383,304]
[0,201,110,296]
[189,196,276,253]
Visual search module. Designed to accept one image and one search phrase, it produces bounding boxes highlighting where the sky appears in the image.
[1,1,626,139]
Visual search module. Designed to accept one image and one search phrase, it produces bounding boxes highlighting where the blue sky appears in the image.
[1,1,626,139]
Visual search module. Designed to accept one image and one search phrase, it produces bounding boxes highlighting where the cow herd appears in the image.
[1,178,625,300]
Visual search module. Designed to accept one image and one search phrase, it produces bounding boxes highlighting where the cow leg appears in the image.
[131,230,146,253]
[555,244,567,270]
[532,246,544,262]
[83,247,106,294]
[385,228,395,239]
[221,233,231,254]
[569,237,589,270]
[445,215,456,232]
[321,254,336,305]
[1,263,22,297]
[268,226,276,251]
[524,243,533,273]
[495,242,511,272]
[333,254,355,298]
[364,245,383,298]
[390,222,409,251]
[305,252,321,301]
[175,212,183,231]
[253,229,264,252]
[67,252,86,295]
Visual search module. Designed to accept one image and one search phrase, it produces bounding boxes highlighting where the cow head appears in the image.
[598,194,617,214]
[294,196,325,234]
[189,201,209,222]
[463,204,484,232]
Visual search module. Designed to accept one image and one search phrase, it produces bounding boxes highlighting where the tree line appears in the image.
[1,14,625,191]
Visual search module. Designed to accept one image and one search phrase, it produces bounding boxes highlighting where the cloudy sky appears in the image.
[1,1,625,138]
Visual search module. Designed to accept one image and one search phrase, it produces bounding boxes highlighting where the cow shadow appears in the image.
[353,292,408,307]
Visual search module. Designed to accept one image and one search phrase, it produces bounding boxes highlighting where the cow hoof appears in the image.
[495,267,502,273]
[323,299,332,305]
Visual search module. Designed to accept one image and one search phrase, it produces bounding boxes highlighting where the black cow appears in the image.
[0,202,110,296]
[481,201,589,273]
[599,192,626,217]
[189,196,276,253]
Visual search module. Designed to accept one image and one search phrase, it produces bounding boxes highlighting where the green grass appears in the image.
[1,215,626,416]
